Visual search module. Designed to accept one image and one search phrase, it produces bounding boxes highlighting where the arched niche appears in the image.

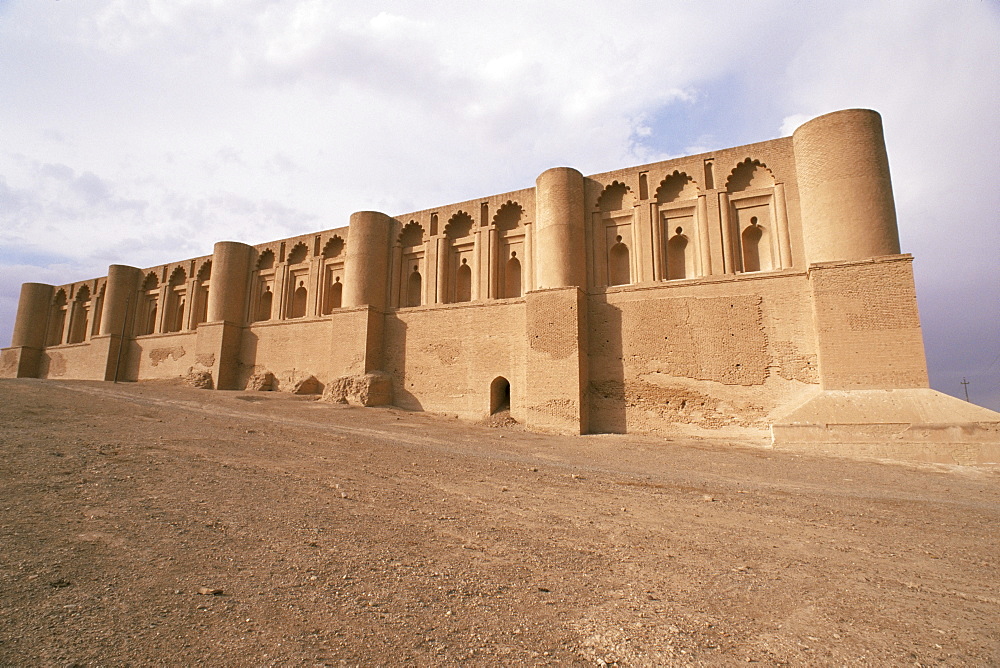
[445,212,476,303]
[321,235,346,315]
[406,266,422,307]
[139,273,160,336]
[455,259,472,302]
[163,266,187,333]
[445,212,474,239]
[726,158,775,193]
[724,158,784,273]
[504,253,522,298]
[493,201,525,300]
[67,284,91,344]
[655,171,699,204]
[666,228,693,280]
[193,261,211,326]
[597,181,635,212]
[398,221,424,247]
[608,237,631,286]
[47,289,68,346]
[322,236,344,259]
[256,287,273,322]
[256,249,275,270]
[287,242,309,265]
[493,201,523,231]
[594,182,637,287]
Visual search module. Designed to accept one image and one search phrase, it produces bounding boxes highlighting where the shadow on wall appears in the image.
[588,302,626,433]
[383,313,423,411]
[240,329,260,389]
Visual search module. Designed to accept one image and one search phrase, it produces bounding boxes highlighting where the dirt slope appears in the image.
[1,379,998,666]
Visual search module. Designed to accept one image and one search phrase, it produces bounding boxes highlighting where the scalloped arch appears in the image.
[596,181,635,211]
[397,221,424,247]
[256,248,275,270]
[141,272,159,291]
[168,265,187,285]
[74,284,91,301]
[655,171,700,203]
[287,242,309,264]
[493,200,524,231]
[322,235,345,258]
[725,158,775,193]
[196,260,212,281]
[445,211,474,238]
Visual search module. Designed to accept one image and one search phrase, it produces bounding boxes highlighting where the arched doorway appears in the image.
[490,376,511,414]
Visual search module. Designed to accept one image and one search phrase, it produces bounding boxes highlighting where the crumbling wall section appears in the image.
[588,273,819,436]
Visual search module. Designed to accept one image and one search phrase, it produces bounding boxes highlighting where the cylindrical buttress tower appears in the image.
[99,264,141,336]
[342,211,393,309]
[207,241,254,323]
[534,167,586,289]
[793,108,900,264]
[11,283,54,348]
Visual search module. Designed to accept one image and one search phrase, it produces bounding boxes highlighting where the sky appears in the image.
[1,0,998,410]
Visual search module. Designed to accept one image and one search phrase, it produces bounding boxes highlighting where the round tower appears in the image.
[342,211,393,309]
[793,108,900,264]
[99,264,141,336]
[207,241,254,323]
[534,167,586,289]
[11,282,54,349]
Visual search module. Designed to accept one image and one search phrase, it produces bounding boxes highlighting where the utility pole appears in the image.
[961,377,970,402]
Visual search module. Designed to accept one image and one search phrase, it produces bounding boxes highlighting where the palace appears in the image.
[4,109,998,458]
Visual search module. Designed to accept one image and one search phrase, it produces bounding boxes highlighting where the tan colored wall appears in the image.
[524,287,589,434]
[809,255,928,390]
[588,273,819,436]
[241,308,372,390]
[123,332,202,381]
[38,340,123,381]
[383,301,527,419]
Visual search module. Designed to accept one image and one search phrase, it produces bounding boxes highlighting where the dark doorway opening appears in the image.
[490,376,511,414]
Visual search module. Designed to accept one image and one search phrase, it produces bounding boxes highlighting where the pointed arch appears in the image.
[725,158,775,193]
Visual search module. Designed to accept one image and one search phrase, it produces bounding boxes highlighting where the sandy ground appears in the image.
[1,378,998,667]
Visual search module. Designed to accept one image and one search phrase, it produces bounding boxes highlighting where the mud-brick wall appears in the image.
[242,308,372,391]
[127,332,202,381]
[383,301,527,419]
[37,340,117,380]
[809,256,927,390]
[587,274,820,436]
